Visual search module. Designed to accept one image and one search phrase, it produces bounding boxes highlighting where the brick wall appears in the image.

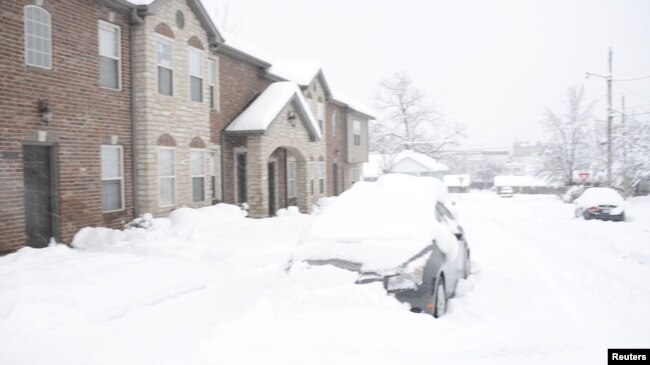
[214,52,272,204]
[0,0,133,253]
[325,102,348,196]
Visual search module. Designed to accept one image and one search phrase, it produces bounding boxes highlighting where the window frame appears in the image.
[319,161,325,194]
[157,146,176,207]
[208,58,219,111]
[156,34,174,96]
[24,5,52,70]
[188,47,203,102]
[331,110,337,137]
[101,145,125,213]
[209,149,222,200]
[287,158,296,198]
[191,148,205,202]
[353,120,361,146]
[98,20,122,90]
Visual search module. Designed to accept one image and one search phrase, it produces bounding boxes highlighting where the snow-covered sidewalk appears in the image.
[1,194,649,365]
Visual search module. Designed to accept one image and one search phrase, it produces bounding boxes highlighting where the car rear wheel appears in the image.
[433,277,447,318]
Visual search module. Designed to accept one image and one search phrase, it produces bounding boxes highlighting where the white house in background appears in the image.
[443,175,471,193]
[493,175,554,194]
[362,150,450,181]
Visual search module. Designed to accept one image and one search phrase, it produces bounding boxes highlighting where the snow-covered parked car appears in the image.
[574,187,626,221]
[499,186,514,198]
[289,174,470,318]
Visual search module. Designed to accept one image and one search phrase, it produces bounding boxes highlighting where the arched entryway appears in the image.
[265,146,307,216]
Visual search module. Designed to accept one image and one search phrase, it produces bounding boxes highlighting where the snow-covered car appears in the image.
[574,187,626,221]
[290,174,470,318]
[499,186,514,198]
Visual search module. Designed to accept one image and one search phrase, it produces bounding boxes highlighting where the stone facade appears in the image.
[0,0,134,253]
[132,0,218,216]
[243,101,326,217]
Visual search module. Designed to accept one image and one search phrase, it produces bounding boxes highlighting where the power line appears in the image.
[614,75,650,81]
[625,111,650,117]
[616,83,650,104]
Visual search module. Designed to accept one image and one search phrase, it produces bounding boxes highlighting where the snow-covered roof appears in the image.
[493,175,549,187]
[443,175,471,188]
[331,91,376,119]
[219,31,274,66]
[394,150,449,173]
[225,82,321,139]
[363,152,447,179]
[267,60,321,86]
[123,0,155,4]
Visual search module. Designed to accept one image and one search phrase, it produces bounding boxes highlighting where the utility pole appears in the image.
[586,47,614,186]
[607,47,613,187]
[621,95,627,194]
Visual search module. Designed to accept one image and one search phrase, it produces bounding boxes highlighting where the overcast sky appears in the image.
[203,0,650,150]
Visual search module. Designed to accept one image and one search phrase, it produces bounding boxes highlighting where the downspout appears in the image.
[212,43,227,204]
[220,132,226,203]
[130,8,144,217]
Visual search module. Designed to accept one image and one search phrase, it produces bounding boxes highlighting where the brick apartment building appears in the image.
[0,0,135,253]
[0,0,373,253]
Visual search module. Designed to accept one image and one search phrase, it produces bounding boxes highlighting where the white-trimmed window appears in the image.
[191,149,205,202]
[24,5,52,69]
[317,102,325,133]
[353,120,361,146]
[98,21,121,89]
[287,158,296,198]
[319,162,325,194]
[189,47,203,102]
[101,145,124,212]
[331,110,337,137]
[309,163,314,195]
[158,147,176,206]
[209,149,222,200]
[156,35,173,96]
[209,58,219,110]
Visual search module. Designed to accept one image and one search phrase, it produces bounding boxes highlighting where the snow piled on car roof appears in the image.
[575,187,626,206]
[294,174,455,271]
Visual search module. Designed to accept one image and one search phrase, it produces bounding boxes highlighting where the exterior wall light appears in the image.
[287,111,297,127]
[38,99,53,123]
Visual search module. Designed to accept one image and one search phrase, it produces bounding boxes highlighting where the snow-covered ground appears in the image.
[1,192,649,364]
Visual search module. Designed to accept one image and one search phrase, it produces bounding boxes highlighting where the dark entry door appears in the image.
[268,162,276,215]
[23,145,55,248]
[236,152,247,204]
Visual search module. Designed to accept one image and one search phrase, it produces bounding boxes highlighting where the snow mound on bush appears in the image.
[72,203,247,261]
[276,206,302,217]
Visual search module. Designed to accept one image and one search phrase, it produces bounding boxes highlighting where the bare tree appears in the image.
[539,86,596,185]
[371,72,464,158]
[213,1,238,34]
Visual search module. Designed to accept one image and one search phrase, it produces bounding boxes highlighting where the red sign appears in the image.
[578,172,589,183]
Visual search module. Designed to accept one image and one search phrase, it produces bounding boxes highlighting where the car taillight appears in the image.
[587,206,599,212]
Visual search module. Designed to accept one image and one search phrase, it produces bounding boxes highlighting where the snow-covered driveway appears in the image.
[1,194,649,364]
[448,193,650,364]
